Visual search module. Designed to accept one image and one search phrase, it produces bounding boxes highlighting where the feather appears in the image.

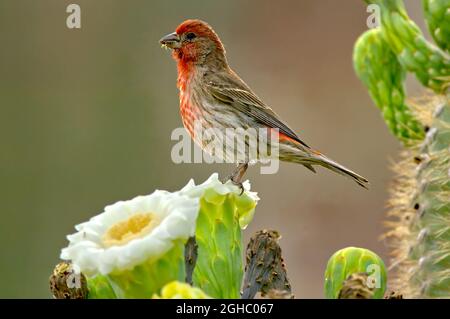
[205,76,310,148]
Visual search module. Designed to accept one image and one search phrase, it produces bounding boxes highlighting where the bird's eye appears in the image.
[185,32,196,40]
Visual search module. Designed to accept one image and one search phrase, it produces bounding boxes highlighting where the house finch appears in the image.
[160,19,368,189]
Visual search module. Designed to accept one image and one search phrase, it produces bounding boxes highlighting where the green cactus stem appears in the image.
[368,0,450,93]
[357,0,450,298]
[354,28,424,143]
[384,95,450,298]
[422,0,450,53]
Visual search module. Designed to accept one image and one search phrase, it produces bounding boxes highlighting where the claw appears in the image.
[221,174,244,195]
[231,179,245,195]
[223,162,249,196]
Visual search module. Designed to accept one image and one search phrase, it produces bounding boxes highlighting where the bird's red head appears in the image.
[160,19,226,66]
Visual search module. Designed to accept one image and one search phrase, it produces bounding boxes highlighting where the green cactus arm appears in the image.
[383,95,450,298]
[423,0,450,52]
[413,98,450,297]
[353,28,424,143]
[369,0,450,93]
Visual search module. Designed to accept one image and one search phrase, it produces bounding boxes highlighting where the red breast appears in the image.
[177,63,197,138]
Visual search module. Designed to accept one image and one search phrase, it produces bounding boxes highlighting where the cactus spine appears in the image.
[355,0,450,298]
[386,96,450,298]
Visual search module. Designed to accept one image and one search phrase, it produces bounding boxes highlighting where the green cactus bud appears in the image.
[423,0,450,52]
[193,188,258,298]
[354,28,424,143]
[368,0,450,93]
[179,173,259,299]
[324,247,387,299]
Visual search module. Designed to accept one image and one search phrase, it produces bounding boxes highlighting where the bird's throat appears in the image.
[177,62,198,139]
[176,58,195,91]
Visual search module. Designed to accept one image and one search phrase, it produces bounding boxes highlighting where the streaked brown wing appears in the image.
[206,82,310,148]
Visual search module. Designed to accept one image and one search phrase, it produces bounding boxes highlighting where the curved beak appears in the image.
[159,32,181,49]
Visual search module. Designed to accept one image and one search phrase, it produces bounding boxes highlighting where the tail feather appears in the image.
[288,152,369,189]
[314,154,369,189]
[303,163,317,173]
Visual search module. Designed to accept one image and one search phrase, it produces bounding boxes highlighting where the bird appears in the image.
[160,19,369,189]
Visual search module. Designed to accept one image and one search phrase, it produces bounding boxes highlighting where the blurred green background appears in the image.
[0,0,427,298]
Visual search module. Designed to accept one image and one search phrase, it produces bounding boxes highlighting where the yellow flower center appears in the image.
[102,213,160,247]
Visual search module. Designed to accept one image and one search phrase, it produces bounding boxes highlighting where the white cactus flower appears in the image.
[60,190,199,276]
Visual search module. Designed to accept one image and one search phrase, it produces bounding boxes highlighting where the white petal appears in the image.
[60,189,199,276]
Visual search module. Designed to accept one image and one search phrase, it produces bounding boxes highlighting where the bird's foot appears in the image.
[222,163,249,195]
[221,174,244,194]
[231,178,245,195]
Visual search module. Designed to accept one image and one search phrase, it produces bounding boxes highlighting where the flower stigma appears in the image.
[102,213,160,247]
